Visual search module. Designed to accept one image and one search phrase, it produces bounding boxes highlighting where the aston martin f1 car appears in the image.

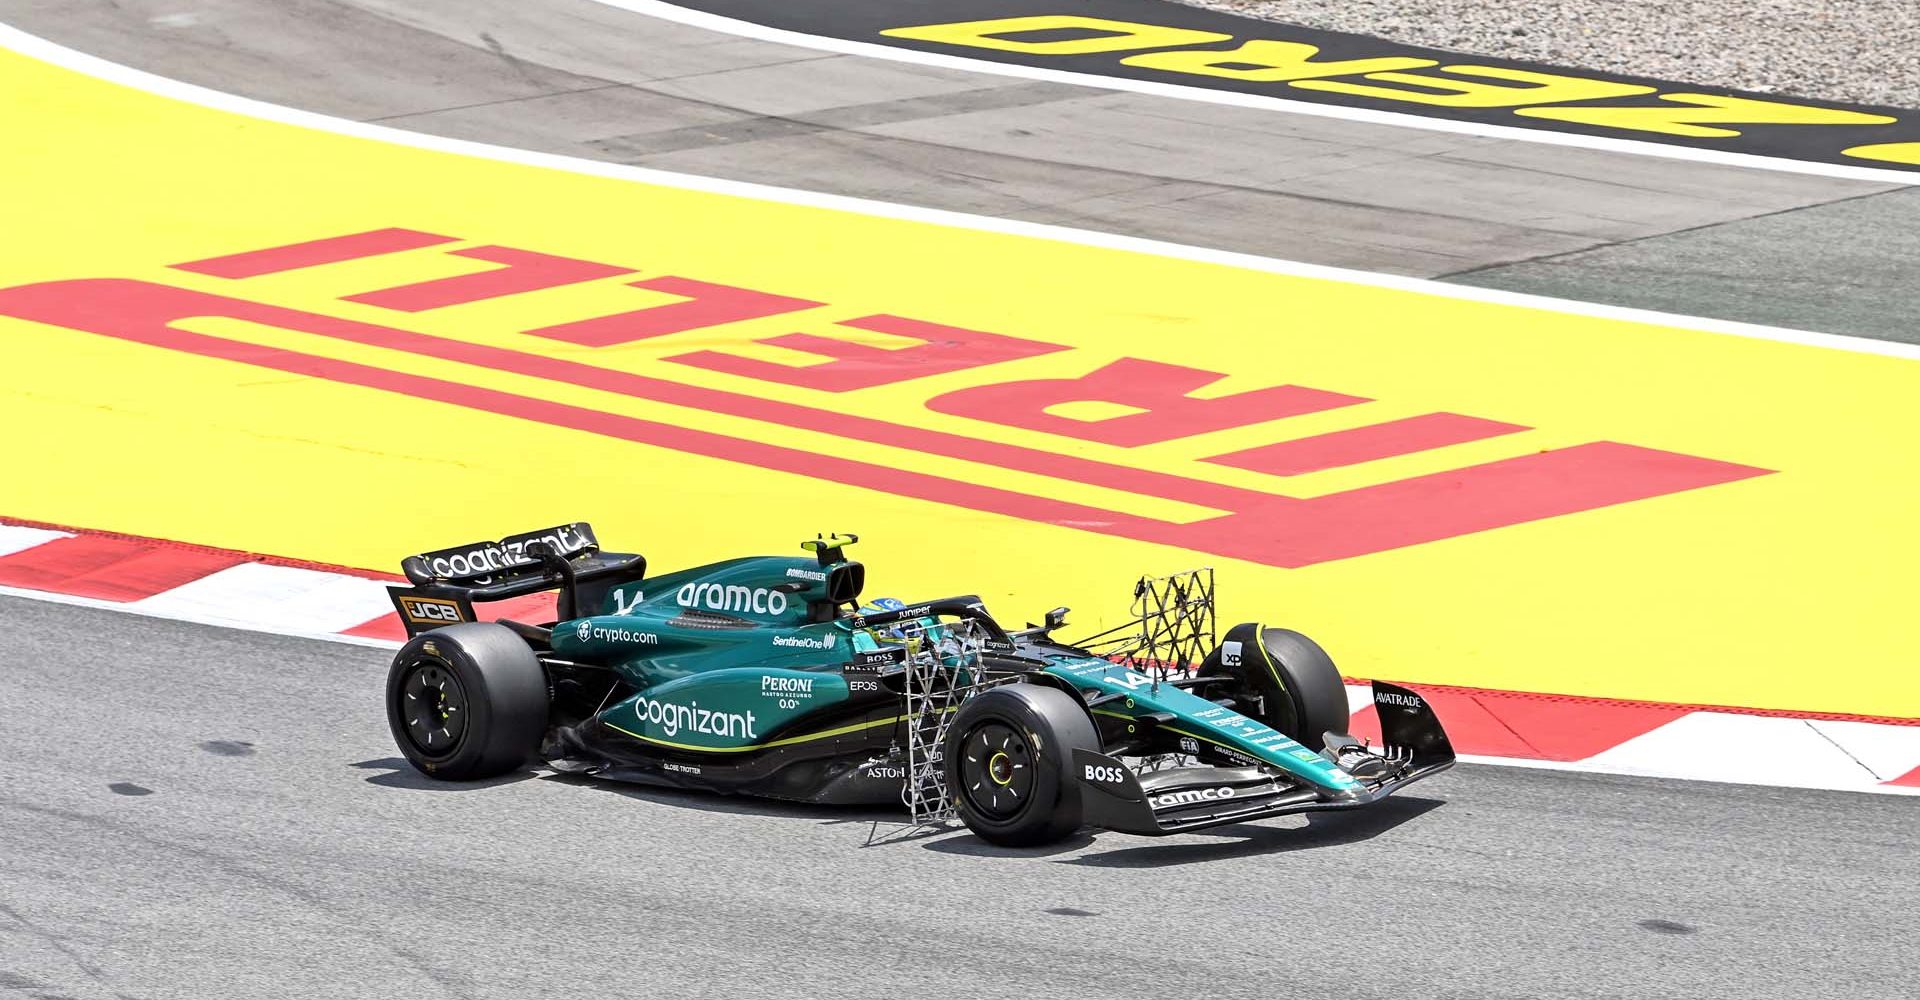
[382,524,1454,845]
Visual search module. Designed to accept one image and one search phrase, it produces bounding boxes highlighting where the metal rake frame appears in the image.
[1071,567,1217,687]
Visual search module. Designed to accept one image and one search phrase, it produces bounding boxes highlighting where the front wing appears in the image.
[1071,680,1455,836]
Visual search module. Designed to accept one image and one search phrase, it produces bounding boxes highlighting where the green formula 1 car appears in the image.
[382,523,1454,846]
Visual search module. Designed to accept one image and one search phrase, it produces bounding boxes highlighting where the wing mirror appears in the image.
[1044,606,1069,631]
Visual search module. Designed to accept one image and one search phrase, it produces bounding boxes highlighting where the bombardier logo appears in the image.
[677,582,789,616]
[1376,692,1426,712]
[1150,786,1237,810]
[785,567,826,582]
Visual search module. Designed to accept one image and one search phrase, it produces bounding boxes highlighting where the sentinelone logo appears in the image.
[0,229,1771,569]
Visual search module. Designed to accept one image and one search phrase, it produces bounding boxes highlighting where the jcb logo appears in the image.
[399,596,465,625]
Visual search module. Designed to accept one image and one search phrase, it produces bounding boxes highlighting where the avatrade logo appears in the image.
[677,582,790,615]
[633,696,756,740]
[771,633,836,650]
[785,567,826,582]
[1376,692,1426,711]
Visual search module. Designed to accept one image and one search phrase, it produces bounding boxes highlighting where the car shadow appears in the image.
[537,771,904,826]
[1055,796,1445,868]
[349,757,541,791]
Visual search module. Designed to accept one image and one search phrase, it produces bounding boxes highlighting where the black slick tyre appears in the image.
[1199,624,1349,747]
[385,622,548,780]
[943,684,1100,847]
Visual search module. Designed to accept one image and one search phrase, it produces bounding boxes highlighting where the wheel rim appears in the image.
[958,722,1034,819]
[399,660,469,758]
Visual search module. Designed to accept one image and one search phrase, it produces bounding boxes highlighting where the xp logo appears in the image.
[1083,763,1127,784]
[1376,692,1426,712]
[1150,786,1237,810]
[1221,640,1243,668]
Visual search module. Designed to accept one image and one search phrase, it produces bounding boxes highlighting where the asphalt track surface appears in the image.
[4,595,1919,1000]
[3,0,1917,342]
[3,2,1919,998]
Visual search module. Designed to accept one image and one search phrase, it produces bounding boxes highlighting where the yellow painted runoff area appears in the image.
[1,45,1916,717]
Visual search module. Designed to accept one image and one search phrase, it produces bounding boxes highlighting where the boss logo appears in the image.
[1082,764,1127,784]
[399,596,464,625]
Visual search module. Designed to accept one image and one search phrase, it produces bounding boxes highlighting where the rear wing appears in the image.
[387,522,645,637]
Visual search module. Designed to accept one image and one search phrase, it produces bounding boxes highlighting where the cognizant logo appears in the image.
[633,697,758,740]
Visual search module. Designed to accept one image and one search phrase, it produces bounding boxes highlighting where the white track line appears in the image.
[592,0,1920,188]
[3,21,1920,364]
[129,562,397,635]
[0,582,403,650]
[0,525,71,557]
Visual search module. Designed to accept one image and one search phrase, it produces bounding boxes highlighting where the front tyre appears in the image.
[943,684,1100,847]
[385,622,548,780]
[1199,625,1349,748]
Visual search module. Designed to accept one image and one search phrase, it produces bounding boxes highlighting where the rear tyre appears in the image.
[944,684,1100,847]
[1198,625,1349,748]
[385,622,548,780]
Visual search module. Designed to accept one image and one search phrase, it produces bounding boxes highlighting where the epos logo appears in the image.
[0,230,1770,569]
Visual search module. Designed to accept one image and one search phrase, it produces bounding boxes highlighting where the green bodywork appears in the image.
[547,553,1361,792]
